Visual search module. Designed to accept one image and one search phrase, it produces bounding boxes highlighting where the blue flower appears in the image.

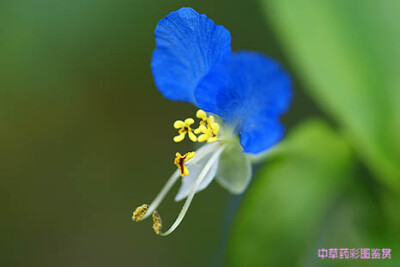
[132,7,292,236]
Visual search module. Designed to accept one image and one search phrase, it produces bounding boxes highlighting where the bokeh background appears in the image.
[1,0,399,266]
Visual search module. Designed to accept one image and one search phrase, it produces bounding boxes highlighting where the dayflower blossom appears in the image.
[132,7,292,236]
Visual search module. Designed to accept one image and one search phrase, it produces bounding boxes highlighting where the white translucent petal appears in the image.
[189,142,219,162]
[175,143,220,202]
[216,140,252,194]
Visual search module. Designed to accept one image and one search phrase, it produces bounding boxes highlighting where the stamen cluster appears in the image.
[173,110,220,178]
[132,110,222,235]
[173,110,220,144]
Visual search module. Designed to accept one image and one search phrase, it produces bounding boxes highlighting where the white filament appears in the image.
[142,169,180,220]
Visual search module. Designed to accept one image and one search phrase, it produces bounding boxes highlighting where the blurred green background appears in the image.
[1,0,399,266]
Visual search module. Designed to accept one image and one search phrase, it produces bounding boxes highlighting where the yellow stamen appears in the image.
[152,211,162,235]
[174,151,195,177]
[173,118,197,142]
[173,132,186,142]
[187,131,197,142]
[196,109,207,118]
[208,115,215,124]
[195,110,210,134]
[194,110,220,142]
[132,204,149,222]
[197,125,209,142]
[197,122,220,143]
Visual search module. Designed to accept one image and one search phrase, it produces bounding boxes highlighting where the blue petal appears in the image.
[239,110,285,154]
[151,7,231,103]
[195,51,292,154]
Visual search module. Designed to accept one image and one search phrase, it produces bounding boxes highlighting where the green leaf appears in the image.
[216,139,252,194]
[259,0,400,189]
[227,120,358,266]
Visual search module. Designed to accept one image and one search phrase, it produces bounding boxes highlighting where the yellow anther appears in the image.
[152,211,162,235]
[195,110,211,134]
[173,118,197,142]
[197,125,209,142]
[198,122,220,143]
[174,151,195,177]
[194,110,220,143]
[196,109,208,121]
[210,121,220,132]
[195,116,215,133]
[132,204,149,222]
[195,112,220,143]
